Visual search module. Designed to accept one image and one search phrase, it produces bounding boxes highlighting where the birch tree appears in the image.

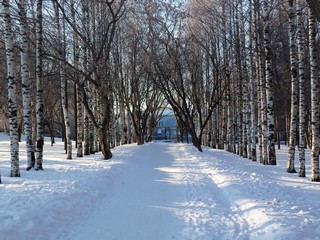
[308,7,320,182]
[35,0,44,170]
[297,1,306,177]
[71,0,83,157]
[239,0,249,159]
[53,0,72,159]
[18,0,34,170]
[2,0,21,177]
[249,0,257,161]
[256,0,268,164]
[263,0,276,165]
[287,0,298,173]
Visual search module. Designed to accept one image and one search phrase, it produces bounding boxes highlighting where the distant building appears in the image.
[152,110,177,141]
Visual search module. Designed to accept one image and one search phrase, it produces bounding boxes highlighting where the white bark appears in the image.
[120,100,127,145]
[82,0,90,156]
[240,0,249,159]
[3,0,21,177]
[18,0,34,170]
[212,109,217,149]
[287,0,298,173]
[309,7,320,182]
[126,109,132,144]
[76,85,83,157]
[54,1,72,159]
[71,0,83,157]
[84,107,90,155]
[94,89,101,152]
[218,105,224,150]
[249,0,257,161]
[263,0,276,165]
[35,0,44,170]
[257,19,268,165]
[297,2,306,177]
[226,83,234,152]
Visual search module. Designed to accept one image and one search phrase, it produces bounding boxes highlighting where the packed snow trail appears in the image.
[69,143,320,240]
[72,143,188,239]
[71,143,249,240]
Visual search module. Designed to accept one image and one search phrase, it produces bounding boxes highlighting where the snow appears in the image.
[1,133,320,240]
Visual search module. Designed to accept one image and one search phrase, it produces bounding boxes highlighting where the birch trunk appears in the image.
[18,0,34,170]
[89,90,95,154]
[71,0,83,157]
[82,0,90,156]
[94,89,101,152]
[54,1,72,159]
[222,2,231,153]
[255,0,263,163]
[76,85,83,157]
[260,56,268,165]
[126,109,131,144]
[120,101,127,145]
[250,0,257,161]
[233,2,243,156]
[240,0,249,159]
[263,0,276,165]
[297,2,306,177]
[83,97,90,155]
[3,0,21,177]
[287,0,298,173]
[109,92,115,149]
[218,105,225,150]
[35,0,44,170]
[212,109,217,149]
[309,7,320,182]
[257,10,268,165]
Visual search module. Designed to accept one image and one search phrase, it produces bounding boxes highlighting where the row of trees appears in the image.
[1,0,320,181]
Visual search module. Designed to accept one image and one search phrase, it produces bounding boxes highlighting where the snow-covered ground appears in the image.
[0,133,320,240]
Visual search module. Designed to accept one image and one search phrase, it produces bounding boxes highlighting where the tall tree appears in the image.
[53,0,72,159]
[287,0,298,173]
[71,0,83,157]
[18,0,34,170]
[263,0,276,165]
[249,0,257,161]
[2,0,21,177]
[35,0,44,170]
[297,0,306,177]
[257,0,268,164]
[309,6,320,182]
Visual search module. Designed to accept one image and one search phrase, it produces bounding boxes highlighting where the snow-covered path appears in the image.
[1,136,320,240]
[72,143,248,240]
[69,143,320,240]
[73,143,188,240]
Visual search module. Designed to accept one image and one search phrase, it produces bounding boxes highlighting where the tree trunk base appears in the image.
[287,168,297,173]
[103,150,112,160]
[299,172,306,177]
[10,171,21,177]
[36,165,43,171]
